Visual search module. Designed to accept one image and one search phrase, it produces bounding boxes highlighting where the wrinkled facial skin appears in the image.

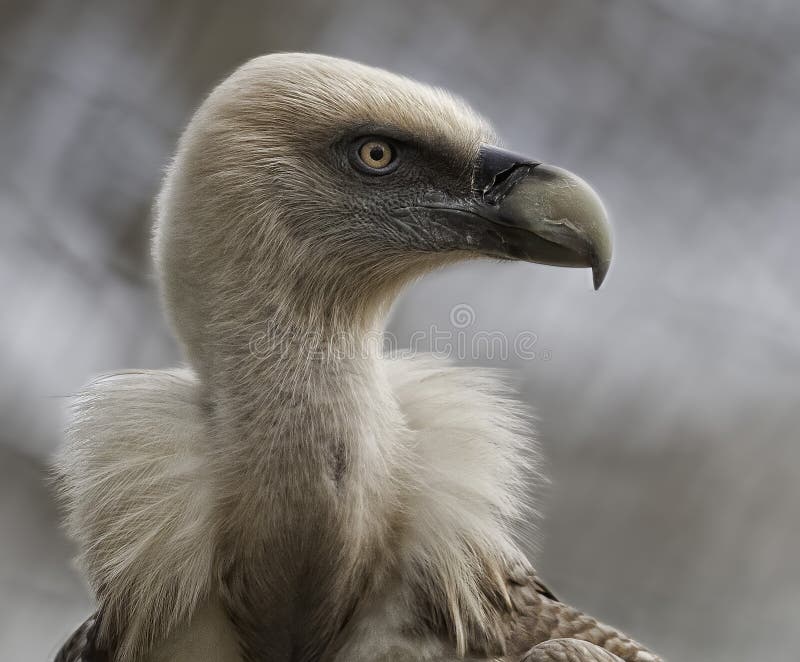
[324,124,483,258]
[244,118,490,276]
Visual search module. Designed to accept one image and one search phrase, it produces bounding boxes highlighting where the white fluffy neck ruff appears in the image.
[202,277,538,657]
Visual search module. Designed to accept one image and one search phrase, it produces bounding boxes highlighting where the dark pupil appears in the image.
[369,145,385,162]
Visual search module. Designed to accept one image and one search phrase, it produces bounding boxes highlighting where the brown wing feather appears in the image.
[523,638,634,661]
[54,611,112,662]
[502,565,662,662]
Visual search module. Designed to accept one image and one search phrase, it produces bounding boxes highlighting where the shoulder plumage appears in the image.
[54,369,214,661]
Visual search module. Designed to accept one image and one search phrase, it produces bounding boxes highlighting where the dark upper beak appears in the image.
[470,145,613,289]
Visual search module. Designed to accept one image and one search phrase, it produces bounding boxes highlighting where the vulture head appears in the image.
[155,53,611,373]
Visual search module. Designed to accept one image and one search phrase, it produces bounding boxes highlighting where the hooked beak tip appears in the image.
[485,160,614,289]
[592,256,611,290]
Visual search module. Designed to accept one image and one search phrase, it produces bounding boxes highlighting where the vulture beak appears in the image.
[473,145,612,289]
[424,145,613,289]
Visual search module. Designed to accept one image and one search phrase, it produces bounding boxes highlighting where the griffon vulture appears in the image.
[54,53,660,662]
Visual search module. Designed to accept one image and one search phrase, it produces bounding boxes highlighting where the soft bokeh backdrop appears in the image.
[1,1,798,660]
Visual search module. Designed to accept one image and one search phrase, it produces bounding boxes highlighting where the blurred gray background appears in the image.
[1,1,799,660]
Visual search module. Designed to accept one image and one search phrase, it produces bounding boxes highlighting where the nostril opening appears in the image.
[481,163,537,205]
[489,166,516,189]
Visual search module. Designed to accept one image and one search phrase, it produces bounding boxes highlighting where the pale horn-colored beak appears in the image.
[473,145,613,289]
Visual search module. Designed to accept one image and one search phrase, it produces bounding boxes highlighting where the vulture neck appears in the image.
[207,280,406,566]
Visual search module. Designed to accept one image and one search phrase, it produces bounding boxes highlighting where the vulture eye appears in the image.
[352,137,398,174]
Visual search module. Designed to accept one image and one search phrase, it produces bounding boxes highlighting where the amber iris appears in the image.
[358,139,394,169]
